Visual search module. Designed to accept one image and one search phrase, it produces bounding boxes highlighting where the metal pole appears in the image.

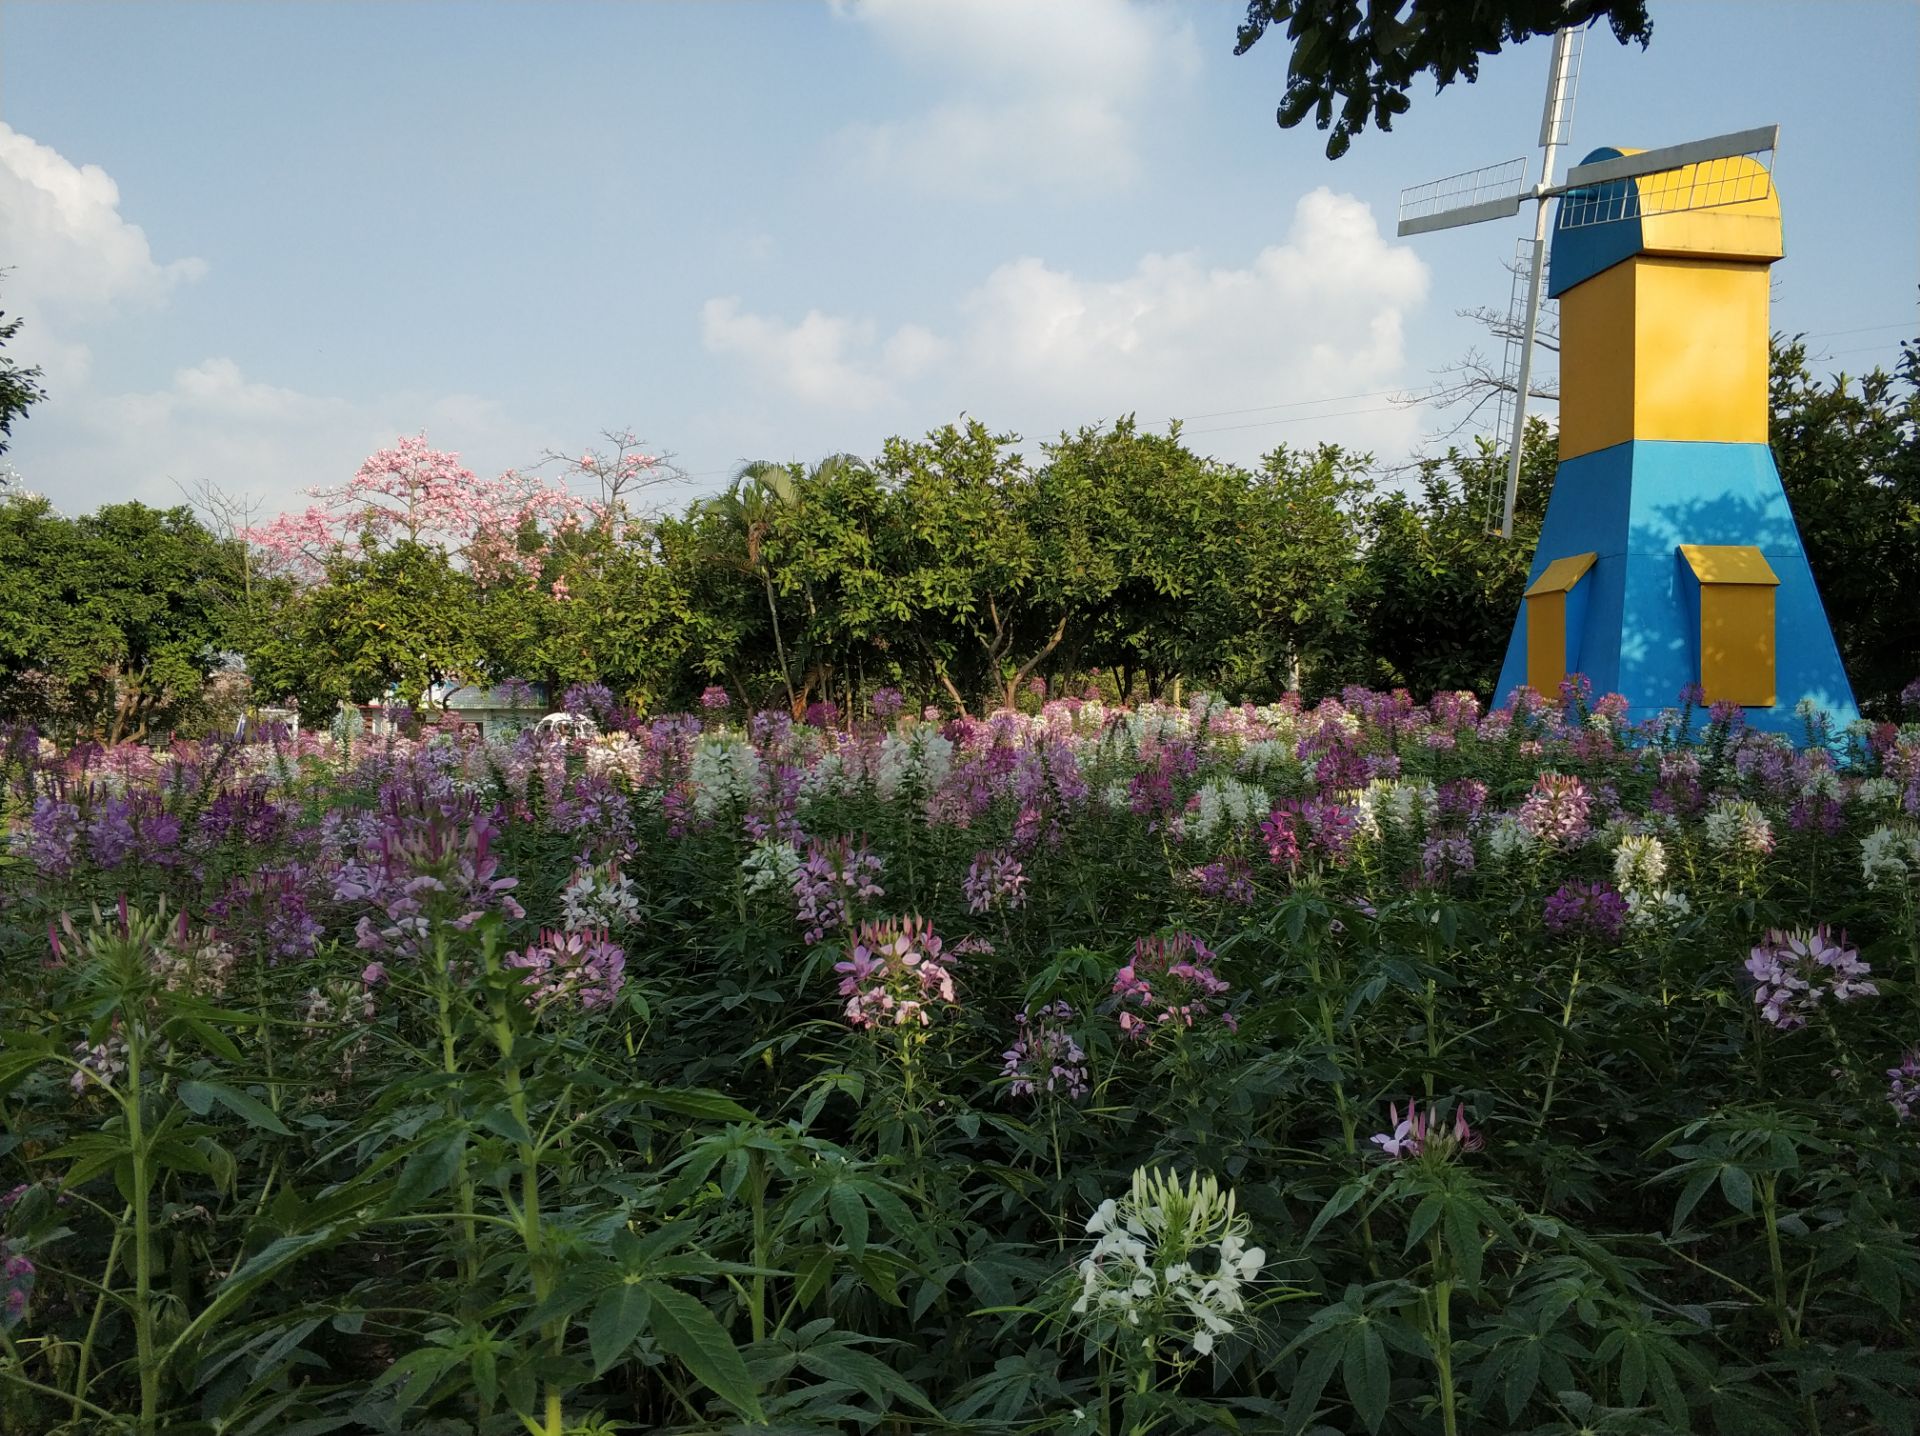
[1500,27,1578,538]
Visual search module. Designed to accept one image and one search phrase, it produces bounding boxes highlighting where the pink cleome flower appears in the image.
[833,916,957,1030]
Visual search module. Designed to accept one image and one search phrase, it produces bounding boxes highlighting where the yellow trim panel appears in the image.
[1681,545,1778,705]
[1525,551,1598,597]
[1559,257,1773,461]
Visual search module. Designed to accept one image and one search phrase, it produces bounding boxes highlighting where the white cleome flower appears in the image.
[1703,798,1773,858]
[740,839,803,896]
[1613,833,1668,894]
[688,733,763,818]
[873,728,953,800]
[1487,816,1536,863]
[1626,887,1692,931]
[1069,1167,1266,1359]
[1861,825,1920,890]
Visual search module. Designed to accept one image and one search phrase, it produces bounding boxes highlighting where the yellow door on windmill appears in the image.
[1523,553,1598,694]
[1680,545,1779,706]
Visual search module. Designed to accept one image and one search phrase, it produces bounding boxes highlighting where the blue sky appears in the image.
[3,0,1915,519]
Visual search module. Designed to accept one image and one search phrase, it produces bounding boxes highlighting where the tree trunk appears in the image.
[761,572,799,716]
[934,664,968,717]
[1000,616,1069,713]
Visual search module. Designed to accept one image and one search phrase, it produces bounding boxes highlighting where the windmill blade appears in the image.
[1397,156,1529,236]
[1537,27,1584,150]
[1563,124,1777,188]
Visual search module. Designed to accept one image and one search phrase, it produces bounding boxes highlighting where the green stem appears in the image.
[1427,1231,1458,1436]
[434,962,479,1292]
[125,1026,158,1435]
[749,1151,770,1344]
[1536,954,1583,1132]
[1760,1174,1820,1434]
[71,1218,127,1425]
[1760,1175,1796,1348]
[493,989,561,1436]
[1308,945,1379,1276]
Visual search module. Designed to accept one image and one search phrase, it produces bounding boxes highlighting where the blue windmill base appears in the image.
[1493,439,1858,740]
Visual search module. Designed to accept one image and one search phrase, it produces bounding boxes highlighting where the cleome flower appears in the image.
[1745,926,1877,1032]
[963,846,1029,914]
[1370,1100,1486,1161]
[792,836,886,944]
[833,916,957,1030]
[1000,1001,1089,1102]
[1703,797,1775,860]
[1112,931,1235,1041]
[1889,1050,1920,1123]
[1516,771,1591,847]
[559,857,641,932]
[1543,880,1629,941]
[505,928,628,1013]
[1071,1167,1265,1358]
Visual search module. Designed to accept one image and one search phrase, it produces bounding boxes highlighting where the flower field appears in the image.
[2,686,1919,1435]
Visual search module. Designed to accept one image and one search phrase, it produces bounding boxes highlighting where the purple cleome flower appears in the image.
[1371,1100,1485,1160]
[1001,1001,1089,1101]
[1543,880,1629,941]
[1745,926,1877,1032]
[833,916,956,1029]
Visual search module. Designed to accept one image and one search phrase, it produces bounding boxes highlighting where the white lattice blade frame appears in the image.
[1398,194,1526,236]
[1563,125,1777,189]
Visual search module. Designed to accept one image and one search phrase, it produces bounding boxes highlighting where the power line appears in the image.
[1803,321,1915,341]
[1185,400,1414,437]
[1176,386,1405,423]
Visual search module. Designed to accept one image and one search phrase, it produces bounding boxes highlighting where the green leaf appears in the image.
[1444,1196,1485,1291]
[1284,1327,1345,1433]
[1304,1178,1369,1245]
[1342,1322,1390,1434]
[632,1085,758,1123]
[796,1342,939,1415]
[1718,1163,1754,1216]
[177,1079,290,1135]
[182,1018,245,1064]
[641,1281,764,1420]
[387,1132,467,1212]
[828,1182,869,1258]
[1671,1167,1717,1232]
[587,1281,652,1375]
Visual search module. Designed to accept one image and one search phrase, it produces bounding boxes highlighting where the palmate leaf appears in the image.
[587,1280,651,1374]
[642,1279,765,1421]
[794,1341,939,1416]
[178,1077,291,1135]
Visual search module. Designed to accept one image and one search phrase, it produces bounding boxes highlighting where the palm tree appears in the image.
[701,455,869,715]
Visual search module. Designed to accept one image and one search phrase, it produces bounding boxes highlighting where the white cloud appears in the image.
[28,356,547,515]
[0,123,205,332]
[700,187,1431,464]
[0,126,549,517]
[834,0,1200,197]
[702,296,894,409]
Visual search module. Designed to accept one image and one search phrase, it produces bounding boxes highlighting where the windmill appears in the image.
[1397,26,1583,537]
[1395,28,1778,540]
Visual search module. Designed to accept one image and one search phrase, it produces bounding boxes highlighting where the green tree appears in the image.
[1233,1,1651,158]
[1771,334,1920,718]
[0,498,245,740]
[876,421,1081,713]
[691,463,816,714]
[1338,420,1554,698]
[249,542,483,712]
[1243,442,1374,694]
[0,284,48,463]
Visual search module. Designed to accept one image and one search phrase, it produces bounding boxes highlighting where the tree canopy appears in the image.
[1233,1,1653,158]
[0,498,247,741]
[3,332,1914,738]
[0,283,48,464]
